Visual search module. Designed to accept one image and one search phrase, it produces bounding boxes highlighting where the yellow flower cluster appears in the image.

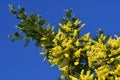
[95,65,110,80]
[87,42,107,67]
[80,70,94,80]
[87,34,120,80]
[10,6,120,80]
[40,19,120,80]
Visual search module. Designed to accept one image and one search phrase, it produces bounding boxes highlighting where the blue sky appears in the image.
[1,0,120,80]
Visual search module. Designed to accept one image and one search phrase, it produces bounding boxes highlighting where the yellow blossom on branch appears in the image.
[10,7,120,80]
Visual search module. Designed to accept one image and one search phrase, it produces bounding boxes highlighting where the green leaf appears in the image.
[62,17,68,24]
[72,16,78,22]
[98,28,104,36]
[14,32,19,37]
[24,38,30,47]
[29,14,37,22]
[9,5,17,14]
[65,9,72,18]
[8,34,13,38]
[18,6,25,14]
[9,32,23,42]
[93,35,99,41]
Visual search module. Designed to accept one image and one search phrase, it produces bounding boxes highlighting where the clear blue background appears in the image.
[1,0,120,80]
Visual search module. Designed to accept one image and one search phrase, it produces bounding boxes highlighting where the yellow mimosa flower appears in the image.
[74,19,80,26]
[74,61,79,66]
[74,30,78,37]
